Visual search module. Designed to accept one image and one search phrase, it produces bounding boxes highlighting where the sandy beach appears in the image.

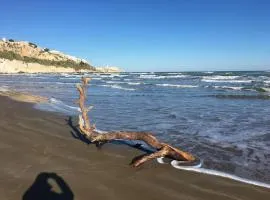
[0,95,270,200]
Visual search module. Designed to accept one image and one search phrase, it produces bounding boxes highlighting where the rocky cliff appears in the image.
[0,39,122,73]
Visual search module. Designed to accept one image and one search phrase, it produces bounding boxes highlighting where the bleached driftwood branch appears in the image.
[76,77,196,167]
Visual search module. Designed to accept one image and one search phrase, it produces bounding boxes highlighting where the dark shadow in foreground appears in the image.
[22,172,74,200]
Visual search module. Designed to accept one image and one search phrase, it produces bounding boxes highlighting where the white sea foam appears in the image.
[128,72,149,75]
[105,81,126,84]
[202,75,252,83]
[127,82,141,85]
[171,160,270,189]
[0,85,9,92]
[59,77,80,80]
[213,86,243,90]
[91,77,102,80]
[35,98,80,115]
[49,98,81,111]
[99,74,128,78]
[139,74,188,79]
[156,84,198,88]
[100,84,136,91]
[52,82,75,85]
[203,75,240,80]
[157,157,168,164]
[166,72,182,75]
[60,73,77,77]
[202,79,252,83]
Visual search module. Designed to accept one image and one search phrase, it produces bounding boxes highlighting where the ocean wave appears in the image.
[91,77,102,80]
[201,75,253,83]
[100,84,136,91]
[210,94,270,100]
[50,81,75,85]
[105,81,126,84]
[156,155,270,188]
[171,161,270,189]
[0,85,9,92]
[108,79,142,85]
[99,74,128,78]
[139,74,189,79]
[202,79,252,83]
[156,84,198,88]
[49,98,80,111]
[59,77,80,80]
[203,75,240,80]
[210,86,270,93]
[166,72,182,75]
[129,72,149,75]
[212,86,243,90]
[127,82,141,85]
[60,73,72,77]
[35,98,80,115]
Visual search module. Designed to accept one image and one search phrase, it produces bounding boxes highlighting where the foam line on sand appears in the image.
[171,160,270,189]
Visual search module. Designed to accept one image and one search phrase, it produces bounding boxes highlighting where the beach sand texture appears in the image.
[0,96,270,200]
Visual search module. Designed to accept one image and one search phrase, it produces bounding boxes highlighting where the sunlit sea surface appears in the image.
[1,71,270,185]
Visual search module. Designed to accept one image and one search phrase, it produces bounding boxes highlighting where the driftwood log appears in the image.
[76,77,196,167]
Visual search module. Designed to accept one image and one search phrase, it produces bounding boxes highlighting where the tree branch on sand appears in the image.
[76,77,196,167]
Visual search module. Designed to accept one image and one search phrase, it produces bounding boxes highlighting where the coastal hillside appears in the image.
[0,39,122,73]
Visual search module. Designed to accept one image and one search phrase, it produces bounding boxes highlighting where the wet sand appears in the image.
[0,96,269,200]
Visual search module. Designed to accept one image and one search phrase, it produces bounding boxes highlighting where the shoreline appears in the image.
[0,95,270,199]
[1,78,270,188]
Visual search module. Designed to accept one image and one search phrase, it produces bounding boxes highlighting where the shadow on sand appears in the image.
[22,172,74,200]
[66,116,157,165]
[66,116,154,153]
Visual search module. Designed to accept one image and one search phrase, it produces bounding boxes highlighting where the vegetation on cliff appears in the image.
[0,50,95,71]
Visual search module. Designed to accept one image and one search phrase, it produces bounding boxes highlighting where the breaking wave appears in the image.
[210,94,270,100]
[35,98,80,115]
[139,74,189,79]
[156,84,198,88]
[127,82,142,85]
[0,85,9,92]
[100,84,136,91]
[201,75,253,83]
[212,86,243,90]
[202,79,252,83]
[203,75,240,80]
[105,81,126,84]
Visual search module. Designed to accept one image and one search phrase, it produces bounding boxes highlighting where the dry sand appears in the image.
[0,96,269,200]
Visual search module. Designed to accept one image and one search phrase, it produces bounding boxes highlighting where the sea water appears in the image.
[1,71,270,186]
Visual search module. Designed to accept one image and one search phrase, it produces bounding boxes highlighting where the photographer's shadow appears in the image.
[22,172,74,200]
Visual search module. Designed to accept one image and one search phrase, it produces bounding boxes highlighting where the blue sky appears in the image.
[1,0,270,71]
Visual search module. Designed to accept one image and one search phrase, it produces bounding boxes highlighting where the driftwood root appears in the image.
[76,77,196,167]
